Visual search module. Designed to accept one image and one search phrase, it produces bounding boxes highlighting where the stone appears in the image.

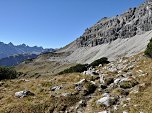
[61,93,72,97]
[51,86,62,91]
[96,93,118,107]
[83,70,99,76]
[15,90,34,98]
[75,79,86,85]
[99,74,105,84]
[113,105,118,110]
[123,111,128,113]
[20,79,30,82]
[98,111,110,113]
[75,100,86,113]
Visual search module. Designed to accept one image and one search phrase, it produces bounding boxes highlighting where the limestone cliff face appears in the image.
[75,1,152,47]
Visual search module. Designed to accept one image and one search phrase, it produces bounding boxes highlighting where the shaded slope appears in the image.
[0,54,38,66]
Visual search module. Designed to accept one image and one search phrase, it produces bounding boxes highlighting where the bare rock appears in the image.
[51,86,62,91]
[15,90,34,98]
[96,93,118,107]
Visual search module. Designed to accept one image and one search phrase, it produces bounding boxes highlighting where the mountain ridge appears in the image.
[15,1,152,76]
[0,41,54,59]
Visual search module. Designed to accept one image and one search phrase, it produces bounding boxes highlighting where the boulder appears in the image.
[15,90,34,98]
[96,93,118,107]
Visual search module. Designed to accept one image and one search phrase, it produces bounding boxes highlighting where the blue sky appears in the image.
[0,0,144,48]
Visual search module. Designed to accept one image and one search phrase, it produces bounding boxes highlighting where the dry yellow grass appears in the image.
[0,73,93,113]
[1,53,152,113]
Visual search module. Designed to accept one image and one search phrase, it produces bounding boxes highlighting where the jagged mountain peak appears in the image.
[0,41,54,59]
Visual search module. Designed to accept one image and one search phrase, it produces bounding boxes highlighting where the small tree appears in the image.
[145,38,152,57]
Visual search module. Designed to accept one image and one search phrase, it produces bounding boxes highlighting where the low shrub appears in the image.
[90,57,109,67]
[0,66,17,80]
[58,64,88,75]
[145,38,152,57]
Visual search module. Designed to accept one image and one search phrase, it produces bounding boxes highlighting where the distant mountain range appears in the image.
[0,41,54,66]
[0,53,38,66]
[0,42,54,59]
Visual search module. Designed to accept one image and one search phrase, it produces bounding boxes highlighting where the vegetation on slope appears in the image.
[58,64,88,75]
[90,57,109,67]
[0,53,152,113]
[145,38,152,57]
[0,66,17,80]
[59,57,109,75]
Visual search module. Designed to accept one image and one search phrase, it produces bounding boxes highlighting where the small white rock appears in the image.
[96,93,110,107]
[98,110,110,113]
[123,111,128,113]
[15,90,34,98]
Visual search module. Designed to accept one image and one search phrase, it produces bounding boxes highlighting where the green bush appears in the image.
[145,38,152,57]
[59,64,88,75]
[0,66,17,80]
[90,57,109,67]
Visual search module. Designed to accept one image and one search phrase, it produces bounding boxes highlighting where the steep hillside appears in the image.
[57,0,152,64]
[0,42,54,59]
[65,30,152,63]
[75,0,152,47]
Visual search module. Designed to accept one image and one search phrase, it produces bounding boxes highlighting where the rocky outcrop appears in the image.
[75,1,152,47]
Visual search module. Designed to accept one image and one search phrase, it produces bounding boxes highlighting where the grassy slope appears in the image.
[0,53,152,113]
[15,52,76,77]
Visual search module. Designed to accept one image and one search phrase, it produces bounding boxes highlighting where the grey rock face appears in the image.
[76,1,152,47]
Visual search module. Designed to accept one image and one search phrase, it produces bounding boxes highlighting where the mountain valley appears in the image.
[0,1,152,113]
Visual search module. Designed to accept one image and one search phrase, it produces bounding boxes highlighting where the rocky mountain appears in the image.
[57,0,152,64]
[1,1,152,113]
[15,1,152,76]
[0,54,38,66]
[76,0,152,47]
[0,42,54,59]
